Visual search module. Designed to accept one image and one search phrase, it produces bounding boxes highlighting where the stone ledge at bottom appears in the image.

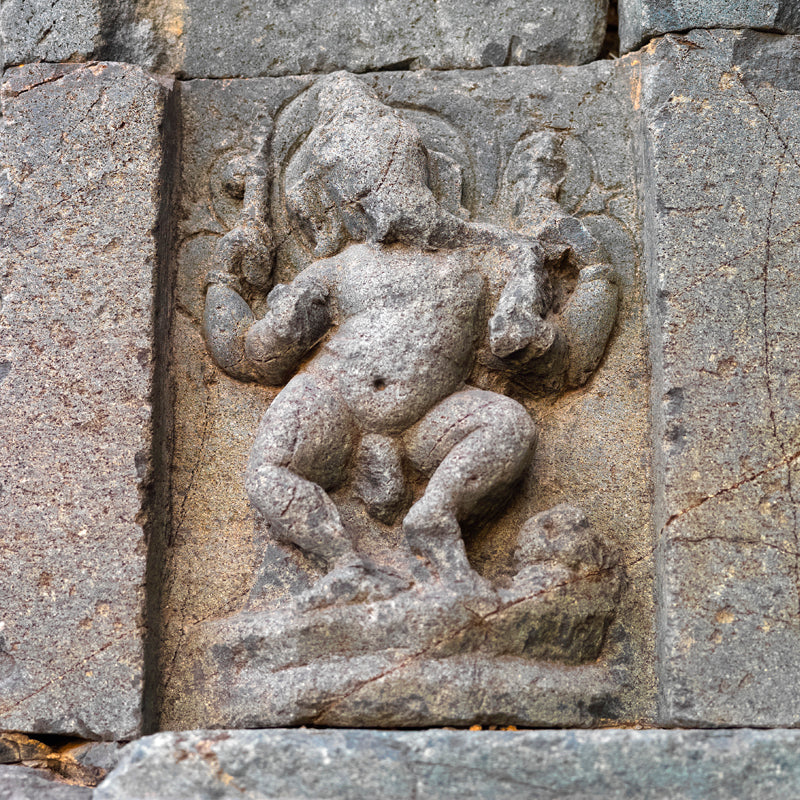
[93,728,800,799]
[0,764,93,799]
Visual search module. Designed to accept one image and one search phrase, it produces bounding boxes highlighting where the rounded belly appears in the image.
[313,307,476,433]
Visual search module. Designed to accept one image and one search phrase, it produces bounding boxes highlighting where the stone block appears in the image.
[0,62,174,739]
[95,728,800,799]
[639,30,800,725]
[619,0,800,53]
[3,0,609,76]
[141,0,608,78]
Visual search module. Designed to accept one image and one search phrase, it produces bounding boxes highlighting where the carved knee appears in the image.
[247,374,356,491]
[478,394,538,472]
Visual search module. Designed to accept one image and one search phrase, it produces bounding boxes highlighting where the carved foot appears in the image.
[295,558,409,612]
[402,501,492,598]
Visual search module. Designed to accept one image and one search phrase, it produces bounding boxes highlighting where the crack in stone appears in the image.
[670,534,800,560]
[0,631,135,717]
[310,562,621,723]
[751,91,800,617]
[667,218,800,302]
[158,390,214,697]
[735,72,800,173]
[664,447,800,529]
[1,70,67,99]
[170,390,213,546]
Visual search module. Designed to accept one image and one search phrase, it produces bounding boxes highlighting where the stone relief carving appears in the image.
[185,72,627,726]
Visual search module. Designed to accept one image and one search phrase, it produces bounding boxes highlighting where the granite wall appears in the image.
[2,0,800,796]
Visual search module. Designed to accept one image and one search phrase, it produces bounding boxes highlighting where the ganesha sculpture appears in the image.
[192,72,624,728]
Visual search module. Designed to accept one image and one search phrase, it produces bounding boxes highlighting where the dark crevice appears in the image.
[599,0,620,59]
[18,733,80,749]
[0,731,110,787]
[374,58,417,72]
[140,79,182,735]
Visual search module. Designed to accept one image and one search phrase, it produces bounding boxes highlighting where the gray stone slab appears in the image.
[139,0,608,78]
[0,62,174,739]
[619,0,800,53]
[3,0,609,76]
[96,728,800,800]
[638,30,800,725]
[0,765,92,800]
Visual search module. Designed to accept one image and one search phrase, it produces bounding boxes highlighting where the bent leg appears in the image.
[404,388,537,580]
[245,373,358,568]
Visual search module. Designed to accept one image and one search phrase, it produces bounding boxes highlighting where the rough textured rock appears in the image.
[0,0,155,69]
[0,63,174,739]
[68,741,123,775]
[0,765,92,800]
[177,521,623,726]
[160,63,654,730]
[1,0,104,66]
[144,0,608,78]
[96,728,800,799]
[619,0,800,52]
[639,30,800,725]
[2,0,609,76]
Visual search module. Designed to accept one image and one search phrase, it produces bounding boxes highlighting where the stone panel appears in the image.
[639,30,800,725]
[158,62,654,729]
[96,728,800,799]
[0,62,173,739]
[1,0,104,66]
[142,0,608,78]
[620,0,800,53]
[2,0,610,77]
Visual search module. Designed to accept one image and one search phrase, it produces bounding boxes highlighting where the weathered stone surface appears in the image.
[639,30,800,725]
[160,62,654,729]
[3,0,610,76]
[0,0,156,69]
[0,765,92,800]
[177,543,623,727]
[0,63,174,738]
[619,0,800,52]
[69,742,122,776]
[96,728,800,799]
[141,0,608,78]
[1,0,104,66]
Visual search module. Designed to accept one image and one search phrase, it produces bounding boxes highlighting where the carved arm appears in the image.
[485,234,619,392]
[204,268,331,386]
[243,278,331,385]
[204,271,258,382]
